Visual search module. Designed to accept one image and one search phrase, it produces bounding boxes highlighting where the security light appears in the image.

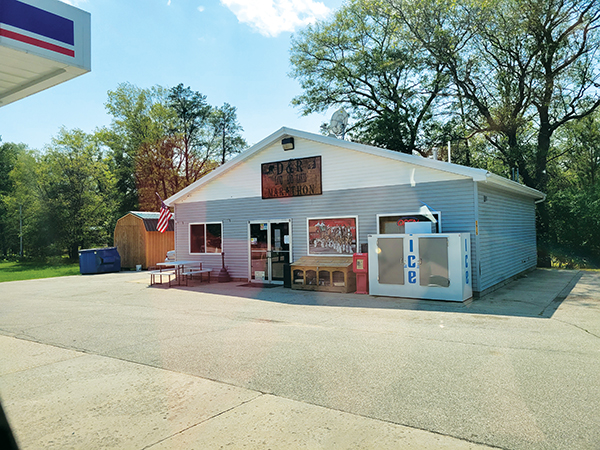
[281,137,295,150]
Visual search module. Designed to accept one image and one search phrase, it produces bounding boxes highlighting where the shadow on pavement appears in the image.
[154,269,582,319]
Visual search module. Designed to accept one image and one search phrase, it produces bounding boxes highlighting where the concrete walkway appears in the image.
[0,269,598,449]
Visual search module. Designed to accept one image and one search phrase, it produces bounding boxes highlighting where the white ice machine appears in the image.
[368,233,472,302]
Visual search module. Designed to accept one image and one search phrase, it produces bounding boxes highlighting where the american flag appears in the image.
[158,199,172,233]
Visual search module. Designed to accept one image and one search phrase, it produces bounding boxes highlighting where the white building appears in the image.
[166,127,545,297]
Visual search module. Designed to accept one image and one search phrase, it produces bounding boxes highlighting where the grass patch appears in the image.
[549,250,600,270]
[0,260,80,283]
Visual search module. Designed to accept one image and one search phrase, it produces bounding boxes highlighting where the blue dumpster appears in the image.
[79,247,121,274]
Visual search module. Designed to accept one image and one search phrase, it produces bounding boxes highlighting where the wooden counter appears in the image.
[291,256,356,293]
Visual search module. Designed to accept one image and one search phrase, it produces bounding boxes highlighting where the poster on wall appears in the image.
[308,217,357,255]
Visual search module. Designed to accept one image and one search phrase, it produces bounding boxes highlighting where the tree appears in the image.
[391,0,600,263]
[168,84,214,183]
[99,83,175,217]
[5,148,46,257]
[290,0,449,154]
[0,139,24,257]
[210,103,247,164]
[543,111,600,263]
[101,82,248,215]
[556,110,600,189]
[36,129,116,259]
[134,135,219,210]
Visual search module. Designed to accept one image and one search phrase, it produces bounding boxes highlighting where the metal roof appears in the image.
[129,211,160,220]
[0,0,91,107]
[128,212,174,232]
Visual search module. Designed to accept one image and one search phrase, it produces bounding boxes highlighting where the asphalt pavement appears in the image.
[0,268,598,449]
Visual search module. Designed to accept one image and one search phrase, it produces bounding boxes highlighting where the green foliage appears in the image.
[167,83,216,184]
[0,140,20,194]
[556,113,600,189]
[290,0,450,154]
[290,0,600,266]
[2,80,250,260]
[0,140,24,256]
[101,82,248,212]
[210,103,247,164]
[3,146,42,258]
[1,130,117,260]
[547,185,600,255]
[37,129,117,259]
[391,0,600,193]
[542,110,600,267]
[98,83,175,217]
[168,84,212,149]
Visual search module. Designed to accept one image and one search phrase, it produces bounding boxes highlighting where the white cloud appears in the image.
[198,6,205,12]
[220,0,331,37]
[168,0,172,5]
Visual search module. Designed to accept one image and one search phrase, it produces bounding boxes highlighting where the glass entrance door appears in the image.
[269,222,290,282]
[249,221,291,283]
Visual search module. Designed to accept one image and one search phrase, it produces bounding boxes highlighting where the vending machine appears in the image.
[367,233,472,302]
[352,253,369,294]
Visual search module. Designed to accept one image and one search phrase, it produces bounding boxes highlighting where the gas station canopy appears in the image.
[0,0,90,107]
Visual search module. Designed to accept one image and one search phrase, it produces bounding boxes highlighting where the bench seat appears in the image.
[181,268,212,284]
[149,268,177,286]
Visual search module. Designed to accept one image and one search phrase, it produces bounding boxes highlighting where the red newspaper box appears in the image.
[353,253,369,294]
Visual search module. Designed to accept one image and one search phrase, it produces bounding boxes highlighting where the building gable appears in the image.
[170,129,471,204]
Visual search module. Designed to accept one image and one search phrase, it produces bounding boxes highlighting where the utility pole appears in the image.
[222,125,226,165]
[19,204,23,258]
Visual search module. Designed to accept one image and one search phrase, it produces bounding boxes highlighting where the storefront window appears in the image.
[190,223,222,254]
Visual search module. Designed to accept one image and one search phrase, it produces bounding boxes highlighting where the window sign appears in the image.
[378,212,441,234]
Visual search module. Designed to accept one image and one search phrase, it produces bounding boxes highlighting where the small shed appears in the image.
[113,212,174,269]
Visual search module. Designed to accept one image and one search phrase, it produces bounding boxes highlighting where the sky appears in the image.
[0,0,344,150]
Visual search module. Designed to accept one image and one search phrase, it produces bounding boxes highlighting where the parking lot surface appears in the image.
[0,269,598,449]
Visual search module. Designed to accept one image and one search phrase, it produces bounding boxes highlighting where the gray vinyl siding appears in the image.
[174,179,480,289]
[477,183,537,292]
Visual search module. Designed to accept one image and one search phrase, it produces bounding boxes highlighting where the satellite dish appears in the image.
[328,108,348,139]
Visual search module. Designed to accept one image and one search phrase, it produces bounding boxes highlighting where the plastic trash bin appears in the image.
[79,247,121,274]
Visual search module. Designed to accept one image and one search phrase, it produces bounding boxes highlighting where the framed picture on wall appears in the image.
[307,217,358,256]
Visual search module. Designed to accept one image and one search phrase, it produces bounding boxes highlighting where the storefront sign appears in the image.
[261,156,322,199]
